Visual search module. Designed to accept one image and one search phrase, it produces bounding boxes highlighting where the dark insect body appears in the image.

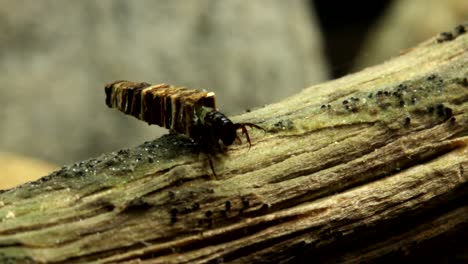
[105,80,263,174]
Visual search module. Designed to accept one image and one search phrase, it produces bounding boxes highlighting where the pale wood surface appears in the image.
[0,26,467,263]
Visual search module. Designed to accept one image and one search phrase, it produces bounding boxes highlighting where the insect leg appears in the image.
[208,156,217,177]
[241,126,252,148]
[234,123,265,149]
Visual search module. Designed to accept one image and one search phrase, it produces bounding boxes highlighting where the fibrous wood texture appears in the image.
[0,26,467,263]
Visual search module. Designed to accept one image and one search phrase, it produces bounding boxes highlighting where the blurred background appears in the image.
[1,0,467,189]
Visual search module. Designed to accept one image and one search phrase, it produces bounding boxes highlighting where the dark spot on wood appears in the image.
[117,149,130,156]
[170,208,178,224]
[225,201,231,211]
[436,104,445,117]
[427,106,434,114]
[124,197,152,213]
[449,117,457,125]
[242,198,250,209]
[377,102,391,110]
[427,74,437,81]
[100,201,116,212]
[221,210,228,217]
[453,24,466,36]
[168,191,175,199]
[397,84,408,92]
[205,210,213,218]
[272,120,294,132]
[174,179,184,186]
[403,117,411,128]
[444,107,453,118]
[457,77,468,87]
[437,31,454,43]
[206,218,213,228]
[392,91,402,98]
[104,158,117,167]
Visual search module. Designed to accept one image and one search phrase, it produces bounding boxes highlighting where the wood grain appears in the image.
[0,25,467,263]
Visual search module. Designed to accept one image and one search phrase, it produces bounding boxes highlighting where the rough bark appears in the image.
[0,26,467,263]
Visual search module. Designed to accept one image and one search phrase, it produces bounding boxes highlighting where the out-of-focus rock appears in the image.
[0,1,327,165]
[354,0,468,69]
[0,152,57,190]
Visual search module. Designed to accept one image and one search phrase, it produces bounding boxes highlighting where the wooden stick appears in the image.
[0,25,467,263]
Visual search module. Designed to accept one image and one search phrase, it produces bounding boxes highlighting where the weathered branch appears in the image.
[0,26,467,263]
